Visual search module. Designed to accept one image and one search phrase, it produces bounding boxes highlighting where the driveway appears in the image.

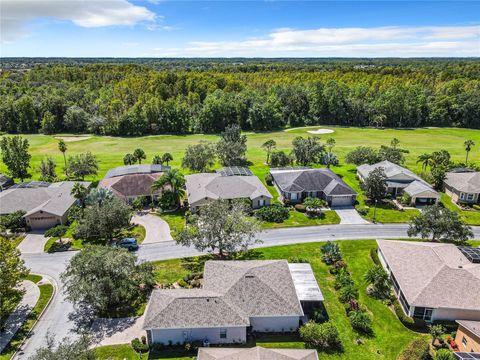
[131,213,173,244]
[17,232,49,254]
[333,207,370,225]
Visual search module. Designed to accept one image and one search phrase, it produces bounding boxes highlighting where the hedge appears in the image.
[393,299,426,330]
[370,248,381,265]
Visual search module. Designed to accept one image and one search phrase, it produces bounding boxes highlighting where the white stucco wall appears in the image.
[250,316,300,332]
[150,326,246,345]
[432,308,480,322]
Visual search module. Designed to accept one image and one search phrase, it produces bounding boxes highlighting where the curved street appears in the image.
[16,223,480,358]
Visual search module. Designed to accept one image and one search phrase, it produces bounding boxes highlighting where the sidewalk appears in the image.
[0,280,40,352]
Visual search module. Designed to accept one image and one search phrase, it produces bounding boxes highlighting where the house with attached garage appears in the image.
[376,240,480,323]
[197,346,318,360]
[357,160,440,207]
[142,260,323,345]
[185,167,272,212]
[444,171,480,205]
[98,164,171,204]
[0,181,91,229]
[269,167,357,207]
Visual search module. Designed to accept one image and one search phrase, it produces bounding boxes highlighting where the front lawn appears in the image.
[441,193,480,225]
[0,277,54,360]
[148,240,421,360]
[261,209,340,229]
[44,224,146,252]
[157,209,186,239]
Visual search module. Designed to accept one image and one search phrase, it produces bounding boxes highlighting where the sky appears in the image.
[1,0,479,58]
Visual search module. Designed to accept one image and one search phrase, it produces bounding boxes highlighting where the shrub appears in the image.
[435,349,454,360]
[294,204,306,213]
[393,299,427,330]
[334,270,354,290]
[370,248,381,265]
[131,338,149,353]
[349,310,373,334]
[288,256,308,263]
[339,284,359,303]
[320,241,342,264]
[399,192,412,206]
[398,338,430,360]
[255,204,289,223]
[356,206,369,216]
[299,321,342,350]
[265,174,273,186]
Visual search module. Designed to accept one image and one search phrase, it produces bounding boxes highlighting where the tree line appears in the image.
[0,60,479,136]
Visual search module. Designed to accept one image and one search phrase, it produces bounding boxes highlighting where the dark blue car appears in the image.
[115,238,139,251]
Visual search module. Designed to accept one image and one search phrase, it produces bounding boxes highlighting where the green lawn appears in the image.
[261,209,340,229]
[3,127,479,226]
[156,209,186,239]
[441,193,480,225]
[0,279,54,360]
[144,240,421,360]
[44,224,146,252]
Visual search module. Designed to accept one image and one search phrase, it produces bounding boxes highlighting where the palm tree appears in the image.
[151,169,185,207]
[261,139,276,165]
[161,153,173,166]
[58,140,68,175]
[416,153,433,171]
[133,148,146,164]
[152,155,162,165]
[464,139,475,165]
[85,187,113,206]
[71,182,89,209]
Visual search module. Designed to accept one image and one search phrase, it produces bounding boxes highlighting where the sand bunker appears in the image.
[54,136,92,142]
[307,129,334,135]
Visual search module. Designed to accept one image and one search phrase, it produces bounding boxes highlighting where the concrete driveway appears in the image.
[333,207,370,225]
[131,213,173,244]
[17,232,49,254]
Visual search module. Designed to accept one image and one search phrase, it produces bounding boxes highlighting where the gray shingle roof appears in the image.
[403,180,440,197]
[0,181,91,216]
[270,168,356,196]
[143,260,304,330]
[197,347,318,360]
[104,164,171,179]
[185,174,272,206]
[0,174,13,189]
[457,320,480,338]
[445,172,480,193]
[377,240,480,310]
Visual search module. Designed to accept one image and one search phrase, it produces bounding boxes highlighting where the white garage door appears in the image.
[331,196,354,207]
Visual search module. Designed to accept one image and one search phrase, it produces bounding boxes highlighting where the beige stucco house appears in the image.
[358,160,440,206]
[185,168,272,212]
[0,181,91,229]
[445,171,480,205]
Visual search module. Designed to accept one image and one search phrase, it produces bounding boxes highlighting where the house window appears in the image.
[462,336,468,347]
[466,193,474,201]
[220,329,227,339]
[413,307,433,321]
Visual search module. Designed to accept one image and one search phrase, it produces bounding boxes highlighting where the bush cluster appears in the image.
[255,204,289,223]
[321,241,373,335]
[131,337,149,353]
[299,321,342,351]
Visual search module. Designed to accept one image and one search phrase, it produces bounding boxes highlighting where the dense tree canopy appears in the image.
[1,59,479,136]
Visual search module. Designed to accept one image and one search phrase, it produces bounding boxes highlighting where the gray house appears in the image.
[185,168,272,212]
[270,168,357,207]
[445,172,480,204]
[358,160,440,206]
[0,181,91,229]
[143,260,323,345]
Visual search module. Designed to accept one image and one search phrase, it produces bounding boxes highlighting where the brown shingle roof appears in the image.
[99,173,163,199]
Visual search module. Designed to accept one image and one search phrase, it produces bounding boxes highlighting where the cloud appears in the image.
[1,0,156,42]
[148,25,480,57]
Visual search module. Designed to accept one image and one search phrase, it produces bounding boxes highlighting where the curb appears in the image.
[11,274,57,360]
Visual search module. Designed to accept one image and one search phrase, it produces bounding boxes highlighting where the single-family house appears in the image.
[269,168,357,207]
[357,160,440,206]
[143,260,323,345]
[185,167,272,212]
[445,172,480,204]
[197,346,318,360]
[455,320,480,353]
[99,164,171,203]
[0,181,91,229]
[376,240,480,322]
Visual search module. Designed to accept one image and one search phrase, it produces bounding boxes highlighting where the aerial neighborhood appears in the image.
[1,10,480,359]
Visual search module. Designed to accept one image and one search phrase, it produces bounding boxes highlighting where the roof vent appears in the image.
[245,274,255,279]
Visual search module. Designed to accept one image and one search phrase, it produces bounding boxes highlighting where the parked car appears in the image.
[115,238,139,251]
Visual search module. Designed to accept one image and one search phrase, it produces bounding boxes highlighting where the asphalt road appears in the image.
[16,224,480,358]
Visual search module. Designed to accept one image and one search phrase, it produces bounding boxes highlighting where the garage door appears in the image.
[331,196,354,207]
[27,215,60,230]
